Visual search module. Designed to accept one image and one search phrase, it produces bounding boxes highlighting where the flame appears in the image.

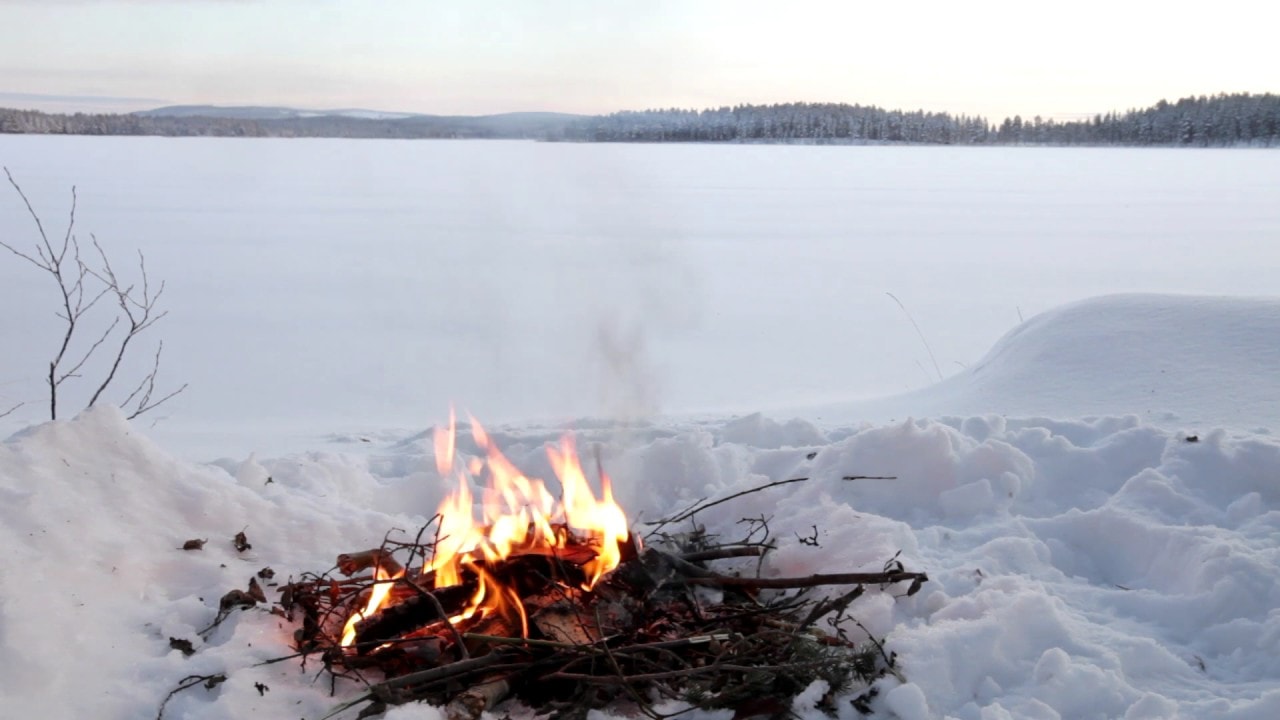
[339,562,404,647]
[434,406,456,477]
[339,411,632,648]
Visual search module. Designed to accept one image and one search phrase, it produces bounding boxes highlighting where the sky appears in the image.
[1,0,1277,120]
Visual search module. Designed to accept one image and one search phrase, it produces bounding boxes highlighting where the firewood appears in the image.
[507,542,598,566]
[533,604,600,645]
[353,582,476,653]
[245,477,927,720]
[445,678,510,720]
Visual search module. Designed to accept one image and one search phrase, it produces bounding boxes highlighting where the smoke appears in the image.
[592,316,661,422]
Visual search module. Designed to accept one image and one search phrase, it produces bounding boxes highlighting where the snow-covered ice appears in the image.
[3,137,1278,456]
[2,137,1280,719]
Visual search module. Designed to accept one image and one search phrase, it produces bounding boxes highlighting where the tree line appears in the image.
[2,92,1277,146]
[562,93,1279,146]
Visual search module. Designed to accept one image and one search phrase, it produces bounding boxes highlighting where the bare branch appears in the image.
[60,316,120,384]
[1,167,57,271]
[123,341,188,419]
[0,401,23,419]
[86,237,167,410]
[4,170,185,420]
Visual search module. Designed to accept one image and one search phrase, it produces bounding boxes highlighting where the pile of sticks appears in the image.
[280,511,926,720]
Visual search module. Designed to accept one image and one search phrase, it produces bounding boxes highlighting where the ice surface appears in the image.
[3,138,1280,718]
[2,137,1278,457]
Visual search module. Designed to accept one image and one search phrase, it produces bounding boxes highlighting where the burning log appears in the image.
[351,583,475,653]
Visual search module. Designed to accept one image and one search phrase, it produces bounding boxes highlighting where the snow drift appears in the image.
[798,293,1280,431]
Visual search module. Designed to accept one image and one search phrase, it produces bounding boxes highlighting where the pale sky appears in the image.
[1,0,1277,121]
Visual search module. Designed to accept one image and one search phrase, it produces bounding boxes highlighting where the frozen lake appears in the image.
[1,136,1278,456]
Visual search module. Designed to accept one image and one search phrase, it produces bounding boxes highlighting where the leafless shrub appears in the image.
[2,167,186,420]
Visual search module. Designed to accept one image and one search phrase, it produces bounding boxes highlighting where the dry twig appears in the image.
[1,168,186,420]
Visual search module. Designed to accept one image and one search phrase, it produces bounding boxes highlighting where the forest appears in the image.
[563,93,1279,146]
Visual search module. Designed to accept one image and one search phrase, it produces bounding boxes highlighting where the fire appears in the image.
[339,411,632,647]
[339,563,403,647]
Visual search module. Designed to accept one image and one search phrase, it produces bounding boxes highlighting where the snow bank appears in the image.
[796,294,1280,431]
[5,402,1280,719]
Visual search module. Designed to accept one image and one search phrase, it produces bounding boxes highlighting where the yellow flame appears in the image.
[340,412,632,648]
[433,406,456,477]
[339,564,404,647]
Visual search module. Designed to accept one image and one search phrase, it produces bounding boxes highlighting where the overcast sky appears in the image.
[2,0,1277,120]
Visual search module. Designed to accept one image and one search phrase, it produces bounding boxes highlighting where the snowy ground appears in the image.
[3,294,1280,720]
[2,139,1279,719]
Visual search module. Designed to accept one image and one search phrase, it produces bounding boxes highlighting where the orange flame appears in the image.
[339,411,632,648]
[339,562,404,647]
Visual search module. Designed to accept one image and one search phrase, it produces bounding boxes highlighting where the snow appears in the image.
[5,297,1280,718]
[791,293,1280,430]
[3,138,1279,456]
[3,137,1280,719]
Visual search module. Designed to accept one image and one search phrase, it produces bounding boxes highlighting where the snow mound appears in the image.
[800,294,1280,430]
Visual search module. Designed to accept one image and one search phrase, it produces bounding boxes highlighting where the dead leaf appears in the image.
[247,577,267,603]
[257,566,275,580]
[181,539,207,551]
[168,637,195,657]
[233,530,251,553]
[218,589,258,611]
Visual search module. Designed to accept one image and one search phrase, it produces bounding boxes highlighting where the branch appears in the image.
[647,475,895,529]
[122,341,188,419]
[1,167,60,272]
[155,673,226,720]
[4,171,184,420]
[647,477,812,529]
[679,569,928,590]
[370,651,514,700]
[85,237,177,411]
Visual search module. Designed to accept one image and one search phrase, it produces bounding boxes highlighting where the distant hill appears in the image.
[0,103,588,139]
[134,105,426,121]
[133,105,585,133]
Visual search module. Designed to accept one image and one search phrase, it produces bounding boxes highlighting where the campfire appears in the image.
[274,413,927,720]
